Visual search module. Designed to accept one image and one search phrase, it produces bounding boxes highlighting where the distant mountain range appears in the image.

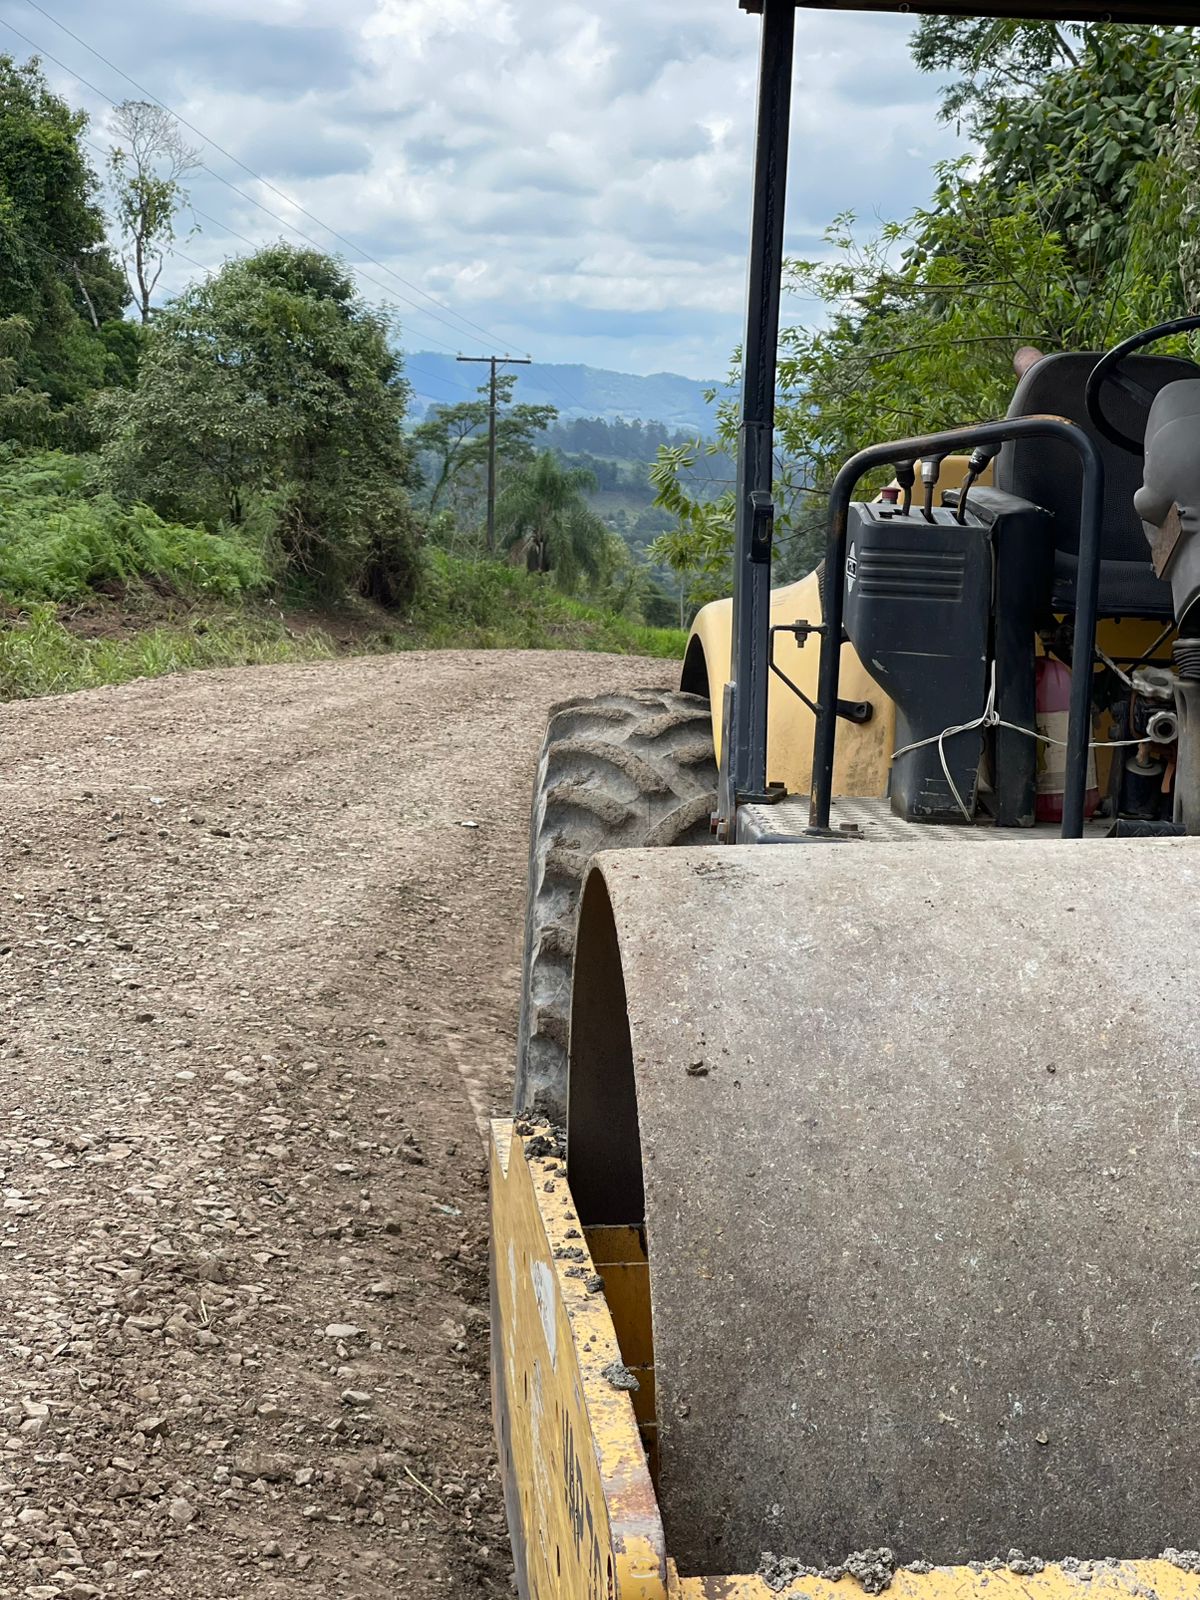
[405,352,730,432]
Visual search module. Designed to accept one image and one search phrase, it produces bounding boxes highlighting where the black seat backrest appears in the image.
[995,351,1200,565]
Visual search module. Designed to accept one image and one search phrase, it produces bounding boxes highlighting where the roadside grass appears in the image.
[0,453,686,699]
[0,554,687,702]
[0,603,338,701]
[405,551,686,659]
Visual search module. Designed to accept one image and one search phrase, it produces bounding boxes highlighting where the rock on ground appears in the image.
[0,649,673,1599]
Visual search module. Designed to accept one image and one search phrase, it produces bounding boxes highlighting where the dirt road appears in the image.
[0,649,673,1599]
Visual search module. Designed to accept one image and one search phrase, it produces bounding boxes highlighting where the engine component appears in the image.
[1101,665,1179,822]
[841,500,990,822]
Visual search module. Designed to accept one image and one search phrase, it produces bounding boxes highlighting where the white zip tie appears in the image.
[891,660,1148,823]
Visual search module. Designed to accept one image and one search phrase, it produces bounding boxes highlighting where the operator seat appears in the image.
[978,351,1197,827]
[995,351,1200,620]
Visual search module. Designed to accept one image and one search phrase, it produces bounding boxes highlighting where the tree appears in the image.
[910,16,1082,128]
[0,54,127,429]
[94,243,423,604]
[651,22,1200,605]
[107,101,200,323]
[412,375,556,515]
[0,317,53,444]
[978,25,1196,278]
[497,451,608,588]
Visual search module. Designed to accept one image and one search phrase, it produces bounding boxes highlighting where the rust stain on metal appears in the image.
[1150,503,1186,577]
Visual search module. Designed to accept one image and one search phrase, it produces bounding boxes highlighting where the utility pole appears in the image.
[456,354,533,554]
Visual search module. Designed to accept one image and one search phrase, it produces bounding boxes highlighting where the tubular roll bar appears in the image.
[808,416,1105,841]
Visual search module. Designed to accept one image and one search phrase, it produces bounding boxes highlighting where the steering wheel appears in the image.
[1085,312,1200,455]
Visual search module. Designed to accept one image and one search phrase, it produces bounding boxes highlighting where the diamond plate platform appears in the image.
[736,793,1113,843]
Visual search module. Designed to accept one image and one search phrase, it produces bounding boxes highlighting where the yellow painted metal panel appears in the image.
[491,1120,667,1600]
[687,569,896,800]
[587,1225,648,1266]
[590,1261,653,1368]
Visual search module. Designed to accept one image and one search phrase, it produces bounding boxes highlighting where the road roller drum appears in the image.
[564,839,1200,1576]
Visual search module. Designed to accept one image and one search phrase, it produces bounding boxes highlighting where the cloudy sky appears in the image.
[6,0,963,389]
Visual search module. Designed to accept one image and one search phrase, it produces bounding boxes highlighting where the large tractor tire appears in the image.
[513,688,716,1119]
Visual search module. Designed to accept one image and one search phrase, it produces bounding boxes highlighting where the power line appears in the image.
[22,228,215,291]
[9,13,600,417]
[499,353,597,416]
[405,363,479,398]
[18,0,527,360]
[84,128,483,396]
[2,18,490,359]
[102,167,478,395]
[185,202,478,395]
[88,154,475,390]
[72,127,474,362]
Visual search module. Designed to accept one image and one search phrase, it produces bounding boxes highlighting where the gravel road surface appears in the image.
[0,649,673,1599]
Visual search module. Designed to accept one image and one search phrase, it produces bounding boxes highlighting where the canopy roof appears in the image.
[741,2,1200,21]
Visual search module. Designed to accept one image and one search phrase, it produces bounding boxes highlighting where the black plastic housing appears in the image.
[963,487,1056,827]
[842,502,991,822]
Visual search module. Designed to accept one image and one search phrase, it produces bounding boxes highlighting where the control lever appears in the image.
[955,443,1000,525]
[921,455,947,523]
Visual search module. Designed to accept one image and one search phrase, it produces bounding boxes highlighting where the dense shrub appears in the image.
[93,244,423,604]
[0,451,266,603]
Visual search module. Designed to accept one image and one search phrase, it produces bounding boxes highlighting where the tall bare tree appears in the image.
[107,101,200,322]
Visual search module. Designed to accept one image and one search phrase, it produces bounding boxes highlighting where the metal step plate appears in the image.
[737,794,1112,844]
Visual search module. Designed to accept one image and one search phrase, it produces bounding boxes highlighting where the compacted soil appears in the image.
[0,649,673,1600]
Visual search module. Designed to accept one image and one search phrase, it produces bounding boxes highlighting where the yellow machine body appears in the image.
[491,1119,1200,1600]
[684,460,1174,801]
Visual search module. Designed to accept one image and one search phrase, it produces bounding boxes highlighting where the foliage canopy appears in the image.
[95,243,423,603]
[0,54,129,437]
[653,21,1200,603]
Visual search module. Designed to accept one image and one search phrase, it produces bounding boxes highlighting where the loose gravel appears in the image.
[0,649,672,1599]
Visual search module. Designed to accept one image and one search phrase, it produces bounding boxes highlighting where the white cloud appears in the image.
[26,0,962,377]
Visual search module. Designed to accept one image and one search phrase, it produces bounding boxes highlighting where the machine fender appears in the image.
[685,569,894,800]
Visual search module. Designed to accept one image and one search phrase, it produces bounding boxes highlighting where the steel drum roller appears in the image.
[567,840,1200,1577]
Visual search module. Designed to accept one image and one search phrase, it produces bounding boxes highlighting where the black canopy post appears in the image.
[721,0,796,837]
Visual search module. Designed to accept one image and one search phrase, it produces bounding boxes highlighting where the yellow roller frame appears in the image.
[492,1121,1200,1600]
[491,1119,666,1600]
